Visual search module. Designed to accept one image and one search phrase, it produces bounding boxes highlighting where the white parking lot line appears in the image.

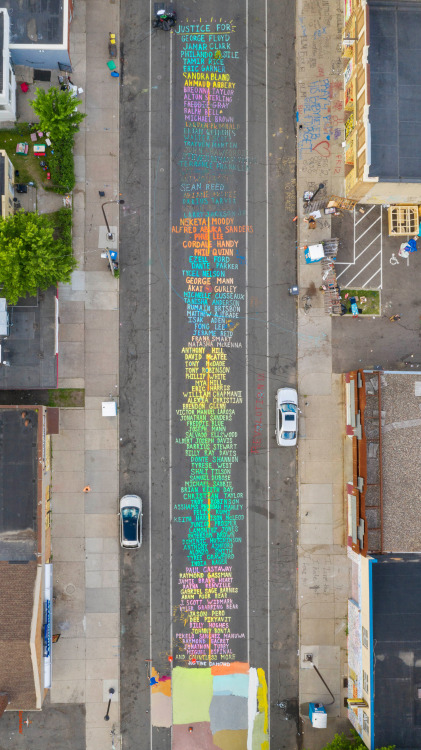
[343,249,382,288]
[336,207,383,289]
[355,232,382,262]
[355,214,381,244]
[355,204,376,226]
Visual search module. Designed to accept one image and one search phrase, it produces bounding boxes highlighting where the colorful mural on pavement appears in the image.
[173,17,248,672]
[151,17,268,748]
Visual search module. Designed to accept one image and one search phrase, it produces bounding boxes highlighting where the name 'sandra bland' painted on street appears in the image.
[170,20,265,668]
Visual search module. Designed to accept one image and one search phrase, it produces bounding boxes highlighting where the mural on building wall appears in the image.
[348,549,363,736]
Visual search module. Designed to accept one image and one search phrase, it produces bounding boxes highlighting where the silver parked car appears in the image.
[275,388,298,446]
[119,494,143,548]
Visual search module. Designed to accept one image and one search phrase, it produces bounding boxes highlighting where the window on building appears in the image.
[34,69,51,82]
[362,626,368,648]
[363,670,368,693]
[363,711,369,733]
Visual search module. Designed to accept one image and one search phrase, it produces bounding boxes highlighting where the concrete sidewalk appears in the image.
[296,1,352,747]
[9,1,351,747]
[47,1,122,748]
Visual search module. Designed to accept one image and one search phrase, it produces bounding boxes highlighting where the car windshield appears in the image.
[281,431,296,440]
[281,403,297,413]
[122,507,139,541]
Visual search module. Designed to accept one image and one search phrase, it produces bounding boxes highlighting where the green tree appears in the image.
[29,87,86,141]
[0,211,77,304]
[312,730,395,750]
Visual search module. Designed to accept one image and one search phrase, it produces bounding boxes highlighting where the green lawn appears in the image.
[0,124,53,187]
[47,389,85,407]
[340,288,381,315]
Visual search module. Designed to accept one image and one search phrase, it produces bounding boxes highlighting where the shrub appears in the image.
[48,139,75,193]
[46,207,72,249]
[29,87,86,194]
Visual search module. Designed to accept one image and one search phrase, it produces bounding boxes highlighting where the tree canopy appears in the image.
[30,87,86,141]
[0,211,76,305]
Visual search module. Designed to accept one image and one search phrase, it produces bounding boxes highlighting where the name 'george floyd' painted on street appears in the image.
[172,19,253,667]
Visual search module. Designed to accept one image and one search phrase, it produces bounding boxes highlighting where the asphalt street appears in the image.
[0,702,85,750]
[119,1,298,747]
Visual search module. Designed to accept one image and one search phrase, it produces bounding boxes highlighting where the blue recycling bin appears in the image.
[309,702,327,728]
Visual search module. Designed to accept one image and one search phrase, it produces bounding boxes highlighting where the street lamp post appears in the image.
[104,687,115,721]
[101,200,125,240]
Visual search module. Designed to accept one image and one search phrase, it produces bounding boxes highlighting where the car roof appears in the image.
[120,494,142,509]
[278,387,297,402]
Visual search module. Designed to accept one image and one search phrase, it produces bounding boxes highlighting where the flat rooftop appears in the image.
[0,287,57,389]
[368,0,421,181]
[3,0,64,45]
[0,408,38,561]
[373,555,421,749]
[380,372,421,552]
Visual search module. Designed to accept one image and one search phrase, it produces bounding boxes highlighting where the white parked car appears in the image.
[119,494,143,548]
[275,388,298,446]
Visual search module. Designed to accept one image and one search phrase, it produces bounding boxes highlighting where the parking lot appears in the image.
[334,205,383,290]
[332,205,421,373]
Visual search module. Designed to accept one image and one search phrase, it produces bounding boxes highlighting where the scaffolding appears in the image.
[387,205,419,236]
[321,258,342,315]
[304,194,358,215]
